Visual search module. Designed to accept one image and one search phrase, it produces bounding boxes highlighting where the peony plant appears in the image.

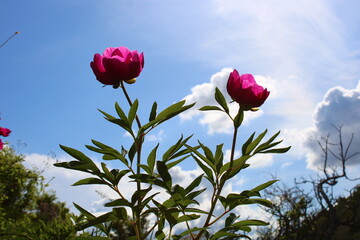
[55,46,290,240]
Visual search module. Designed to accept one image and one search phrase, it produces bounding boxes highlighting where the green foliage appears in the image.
[257,184,360,240]
[55,86,290,239]
[0,147,77,239]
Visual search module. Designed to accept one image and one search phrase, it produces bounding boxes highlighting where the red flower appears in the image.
[90,46,144,86]
[0,127,11,150]
[0,127,11,137]
[227,69,270,109]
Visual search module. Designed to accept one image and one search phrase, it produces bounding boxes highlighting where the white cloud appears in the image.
[304,81,360,169]
[147,129,164,142]
[248,154,274,169]
[24,153,128,214]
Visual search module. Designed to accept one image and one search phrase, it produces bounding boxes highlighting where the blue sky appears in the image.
[2,0,360,233]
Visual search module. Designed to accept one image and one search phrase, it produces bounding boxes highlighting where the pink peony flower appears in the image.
[227,69,270,109]
[0,127,11,137]
[90,46,144,86]
[0,127,10,150]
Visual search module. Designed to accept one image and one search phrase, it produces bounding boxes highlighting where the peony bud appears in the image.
[227,69,270,110]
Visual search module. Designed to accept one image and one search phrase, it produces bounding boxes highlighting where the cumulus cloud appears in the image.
[181,68,269,134]
[147,129,164,142]
[24,153,128,213]
[248,154,274,169]
[304,81,360,169]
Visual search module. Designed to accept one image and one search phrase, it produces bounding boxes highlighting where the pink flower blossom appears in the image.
[0,127,11,137]
[227,69,270,109]
[0,127,10,150]
[90,46,144,86]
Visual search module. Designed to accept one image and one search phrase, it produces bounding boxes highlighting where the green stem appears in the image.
[120,81,142,129]
[194,112,240,240]
[181,207,196,240]
[120,81,143,239]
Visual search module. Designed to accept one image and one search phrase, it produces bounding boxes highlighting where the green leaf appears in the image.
[176,227,207,239]
[258,146,291,154]
[220,155,251,176]
[58,145,99,173]
[102,154,116,160]
[60,145,93,164]
[155,229,166,240]
[242,132,255,155]
[172,184,186,197]
[199,106,223,111]
[239,190,261,198]
[245,129,268,155]
[128,142,137,163]
[225,213,238,227]
[201,144,215,165]
[185,174,203,194]
[114,169,131,184]
[73,202,95,219]
[158,101,195,124]
[169,148,193,160]
[73,203,115,231]
[184,208,208,215]
[139,192,160,212]
[233,110,244,128]
[113,207,128,219]
[101,162,114,181]
[139,164,152,175]
[186,188,207,201]
[141,101,194,132]
[54,161,92,174]
[85,143,129,166]
[215,87,229,113]
[72,177,108,186]
[98,109,116,120]
[191,154,215,186]
[163,135,192,162]
[147,144,159,175]
[130,174,168,189]
[131,186,152,206]
[211,231,241,239]
[71,237,110,240]
[242,198,273,208]
[176,214,200,223]
[214,144,224,172]
[186,144,215,171]
[251,180,278,192]
[115,102,128,121]
[149,101,158,121]
[157,100,184,119]
[128,99,139,127]
[157,161,172,190]
[232,219,269,227]
[166,156,188,169]
[254,131,281,153]
[104,198,131,207]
